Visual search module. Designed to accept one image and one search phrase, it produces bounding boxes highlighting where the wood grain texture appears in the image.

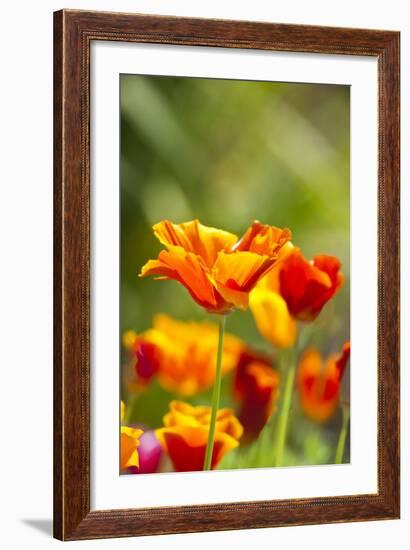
[53,9,400,541]
[53,10,63,540]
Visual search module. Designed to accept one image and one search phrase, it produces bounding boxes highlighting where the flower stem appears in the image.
[335,406,350,464]
[273,325,310,466]
[124,393,138,425]
[203,315,226,471]
[273,351,296,467]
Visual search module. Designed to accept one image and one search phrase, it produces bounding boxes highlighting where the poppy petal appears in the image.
[249,287,297,348]
[156,401,243,471]
[153,219,238,267]
[278,249,343,321]
[214,251,274,291]
[233,220,292,257]
[297,346,347,423]
[120,426,143,470]
[155,426,239,472]
[140,247,221,310]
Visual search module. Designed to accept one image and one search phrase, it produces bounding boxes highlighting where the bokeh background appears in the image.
[120,74,350,468]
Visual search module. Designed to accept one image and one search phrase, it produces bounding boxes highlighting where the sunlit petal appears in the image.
[214,250,274,290]
[249,287,297,348]
[233,220,292,258]
[140,247,220,311]
[153,219,238,267]
[120,426,144,470]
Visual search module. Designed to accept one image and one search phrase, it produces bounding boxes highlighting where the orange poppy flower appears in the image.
[233,350,280,442]
[130,314,244,395]
[140,219,292,313]
[120,402,144,470]
[155,401,243,471]
[297,342,350,422]
[259,248,344,322]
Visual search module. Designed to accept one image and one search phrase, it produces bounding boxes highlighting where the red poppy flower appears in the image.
[276,249,344,321]
[234,350,280,443]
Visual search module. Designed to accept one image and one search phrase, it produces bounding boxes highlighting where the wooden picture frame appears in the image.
[54,9,400,541]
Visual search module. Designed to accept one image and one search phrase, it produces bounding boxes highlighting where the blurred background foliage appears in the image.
[120,75,350,468]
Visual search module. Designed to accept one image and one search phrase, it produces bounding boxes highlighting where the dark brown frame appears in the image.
[54,9,400,541]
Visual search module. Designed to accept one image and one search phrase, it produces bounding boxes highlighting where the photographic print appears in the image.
[119,75,350,475]
[54,10,400,539]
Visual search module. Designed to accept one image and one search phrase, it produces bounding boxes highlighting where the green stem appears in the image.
[335,406,350,464]
[273,325,310,466]
[273,353,296,467]
[123,392,139,425]
[203,315,226,470]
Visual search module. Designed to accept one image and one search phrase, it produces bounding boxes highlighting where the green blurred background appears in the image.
[120,75,350,467]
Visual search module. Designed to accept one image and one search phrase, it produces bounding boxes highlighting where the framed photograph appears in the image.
[54,9,400,540]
